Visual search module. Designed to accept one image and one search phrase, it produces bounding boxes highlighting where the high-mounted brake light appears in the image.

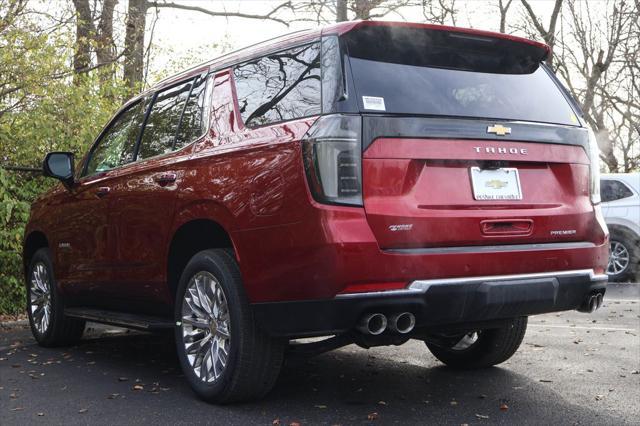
[302,114,363,206]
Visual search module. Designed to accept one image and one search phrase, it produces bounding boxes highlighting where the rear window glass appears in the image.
[233,43,321,127]
[344,27,579,126]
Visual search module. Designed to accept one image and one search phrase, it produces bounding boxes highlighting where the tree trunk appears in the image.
[123,0,148,93]
[336,0,348,22]
[352,0,380,20]
[96,0,117,67]
[72,0,95,82]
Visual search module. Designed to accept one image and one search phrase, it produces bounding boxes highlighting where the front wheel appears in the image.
[174,249,285,403]
[426,317,527,369]
[26,248,85,347]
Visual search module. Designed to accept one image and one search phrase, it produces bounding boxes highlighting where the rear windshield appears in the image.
[343,27,579,126]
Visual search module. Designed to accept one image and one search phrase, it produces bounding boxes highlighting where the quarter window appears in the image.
[601,180,634,202]
[84,101,145,176]
[233,43,321,127]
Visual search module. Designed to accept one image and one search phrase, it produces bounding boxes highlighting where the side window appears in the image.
[600,179,634,202]
[138,80,192,160]
[137,75,209,160]
[175,75,208,149]
[84,101,145,176]
[233,43,321,127]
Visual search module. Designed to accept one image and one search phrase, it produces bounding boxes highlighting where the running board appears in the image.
[64,308,174,331]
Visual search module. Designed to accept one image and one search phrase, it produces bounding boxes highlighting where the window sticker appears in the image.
[362,96,386,111]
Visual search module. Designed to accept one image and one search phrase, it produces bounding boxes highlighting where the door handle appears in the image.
[155,173,177,185]
[96,186,110,197]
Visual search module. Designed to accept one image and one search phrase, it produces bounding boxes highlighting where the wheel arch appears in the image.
[166,218,237,304]
[23,230,49,279]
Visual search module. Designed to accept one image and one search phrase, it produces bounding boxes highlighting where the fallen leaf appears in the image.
[289,422,301,426]
[595,394,604,401]
[272,419,280,426]
[367,412,378,420]
[500,403,509,411]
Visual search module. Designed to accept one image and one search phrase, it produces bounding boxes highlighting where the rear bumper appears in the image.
[252,269,607,337]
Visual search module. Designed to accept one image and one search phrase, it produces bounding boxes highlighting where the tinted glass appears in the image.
[344,27,578,126]
[601,180,634,202]
[175,75,208,149]
[85,102,144,176]
[138,81,192,160]
[234,43,321,127]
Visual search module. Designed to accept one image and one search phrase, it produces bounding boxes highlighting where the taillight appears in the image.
[302,114,362,206]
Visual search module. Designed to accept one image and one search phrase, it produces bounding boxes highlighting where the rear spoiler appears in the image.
[324,21,549,74]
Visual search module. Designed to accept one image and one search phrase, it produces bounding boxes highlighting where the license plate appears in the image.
[470,167,522,201]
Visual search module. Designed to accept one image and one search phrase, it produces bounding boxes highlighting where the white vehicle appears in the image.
[601,173,640,281]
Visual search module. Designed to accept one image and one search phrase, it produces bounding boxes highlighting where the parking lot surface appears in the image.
[1,284,639,425]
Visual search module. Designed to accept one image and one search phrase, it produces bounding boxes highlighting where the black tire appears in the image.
[26,248,85,347]
[426,317,527,369]
[174,249,285,403]
[607,229,640,282]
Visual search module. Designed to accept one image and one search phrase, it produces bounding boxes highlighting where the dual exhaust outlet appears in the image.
[357,312,416,335]
[583,292,604,313]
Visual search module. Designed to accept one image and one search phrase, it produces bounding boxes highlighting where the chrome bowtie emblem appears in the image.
[487,124,511,136]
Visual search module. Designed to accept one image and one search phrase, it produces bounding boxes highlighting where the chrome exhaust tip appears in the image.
[388,312,416,334]
[595,293,604,310]
[588,294,599,313]
[357,313,387,335]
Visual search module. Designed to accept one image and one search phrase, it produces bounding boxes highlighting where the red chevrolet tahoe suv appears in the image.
[24,21,609,403]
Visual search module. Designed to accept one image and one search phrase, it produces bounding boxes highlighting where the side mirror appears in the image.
[43,152,75,188]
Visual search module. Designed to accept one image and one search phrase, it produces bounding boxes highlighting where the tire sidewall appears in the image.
[174,250,245,400]
[608,231,639,282]
[26,248,63,345]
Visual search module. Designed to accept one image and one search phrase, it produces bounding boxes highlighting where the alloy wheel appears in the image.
[29,262,52,334]
[180,271,231,383]
[607,241,630,275]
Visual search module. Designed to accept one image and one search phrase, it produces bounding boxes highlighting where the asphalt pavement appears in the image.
[1,283,639,425]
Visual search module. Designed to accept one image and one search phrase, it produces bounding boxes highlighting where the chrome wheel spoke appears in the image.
[181,270,231,383]
[29,262,53,336]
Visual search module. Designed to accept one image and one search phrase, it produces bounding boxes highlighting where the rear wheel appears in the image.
[174,249,285,403]
[426,317,527,369]
[26,248,85,347]
[607,230,639,282]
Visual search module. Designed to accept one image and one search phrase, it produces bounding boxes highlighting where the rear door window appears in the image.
[138,75,209,160]
[233,43,321,127]
[175,75,208,149]
[138,80,193,160]
[84,101,145,176]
